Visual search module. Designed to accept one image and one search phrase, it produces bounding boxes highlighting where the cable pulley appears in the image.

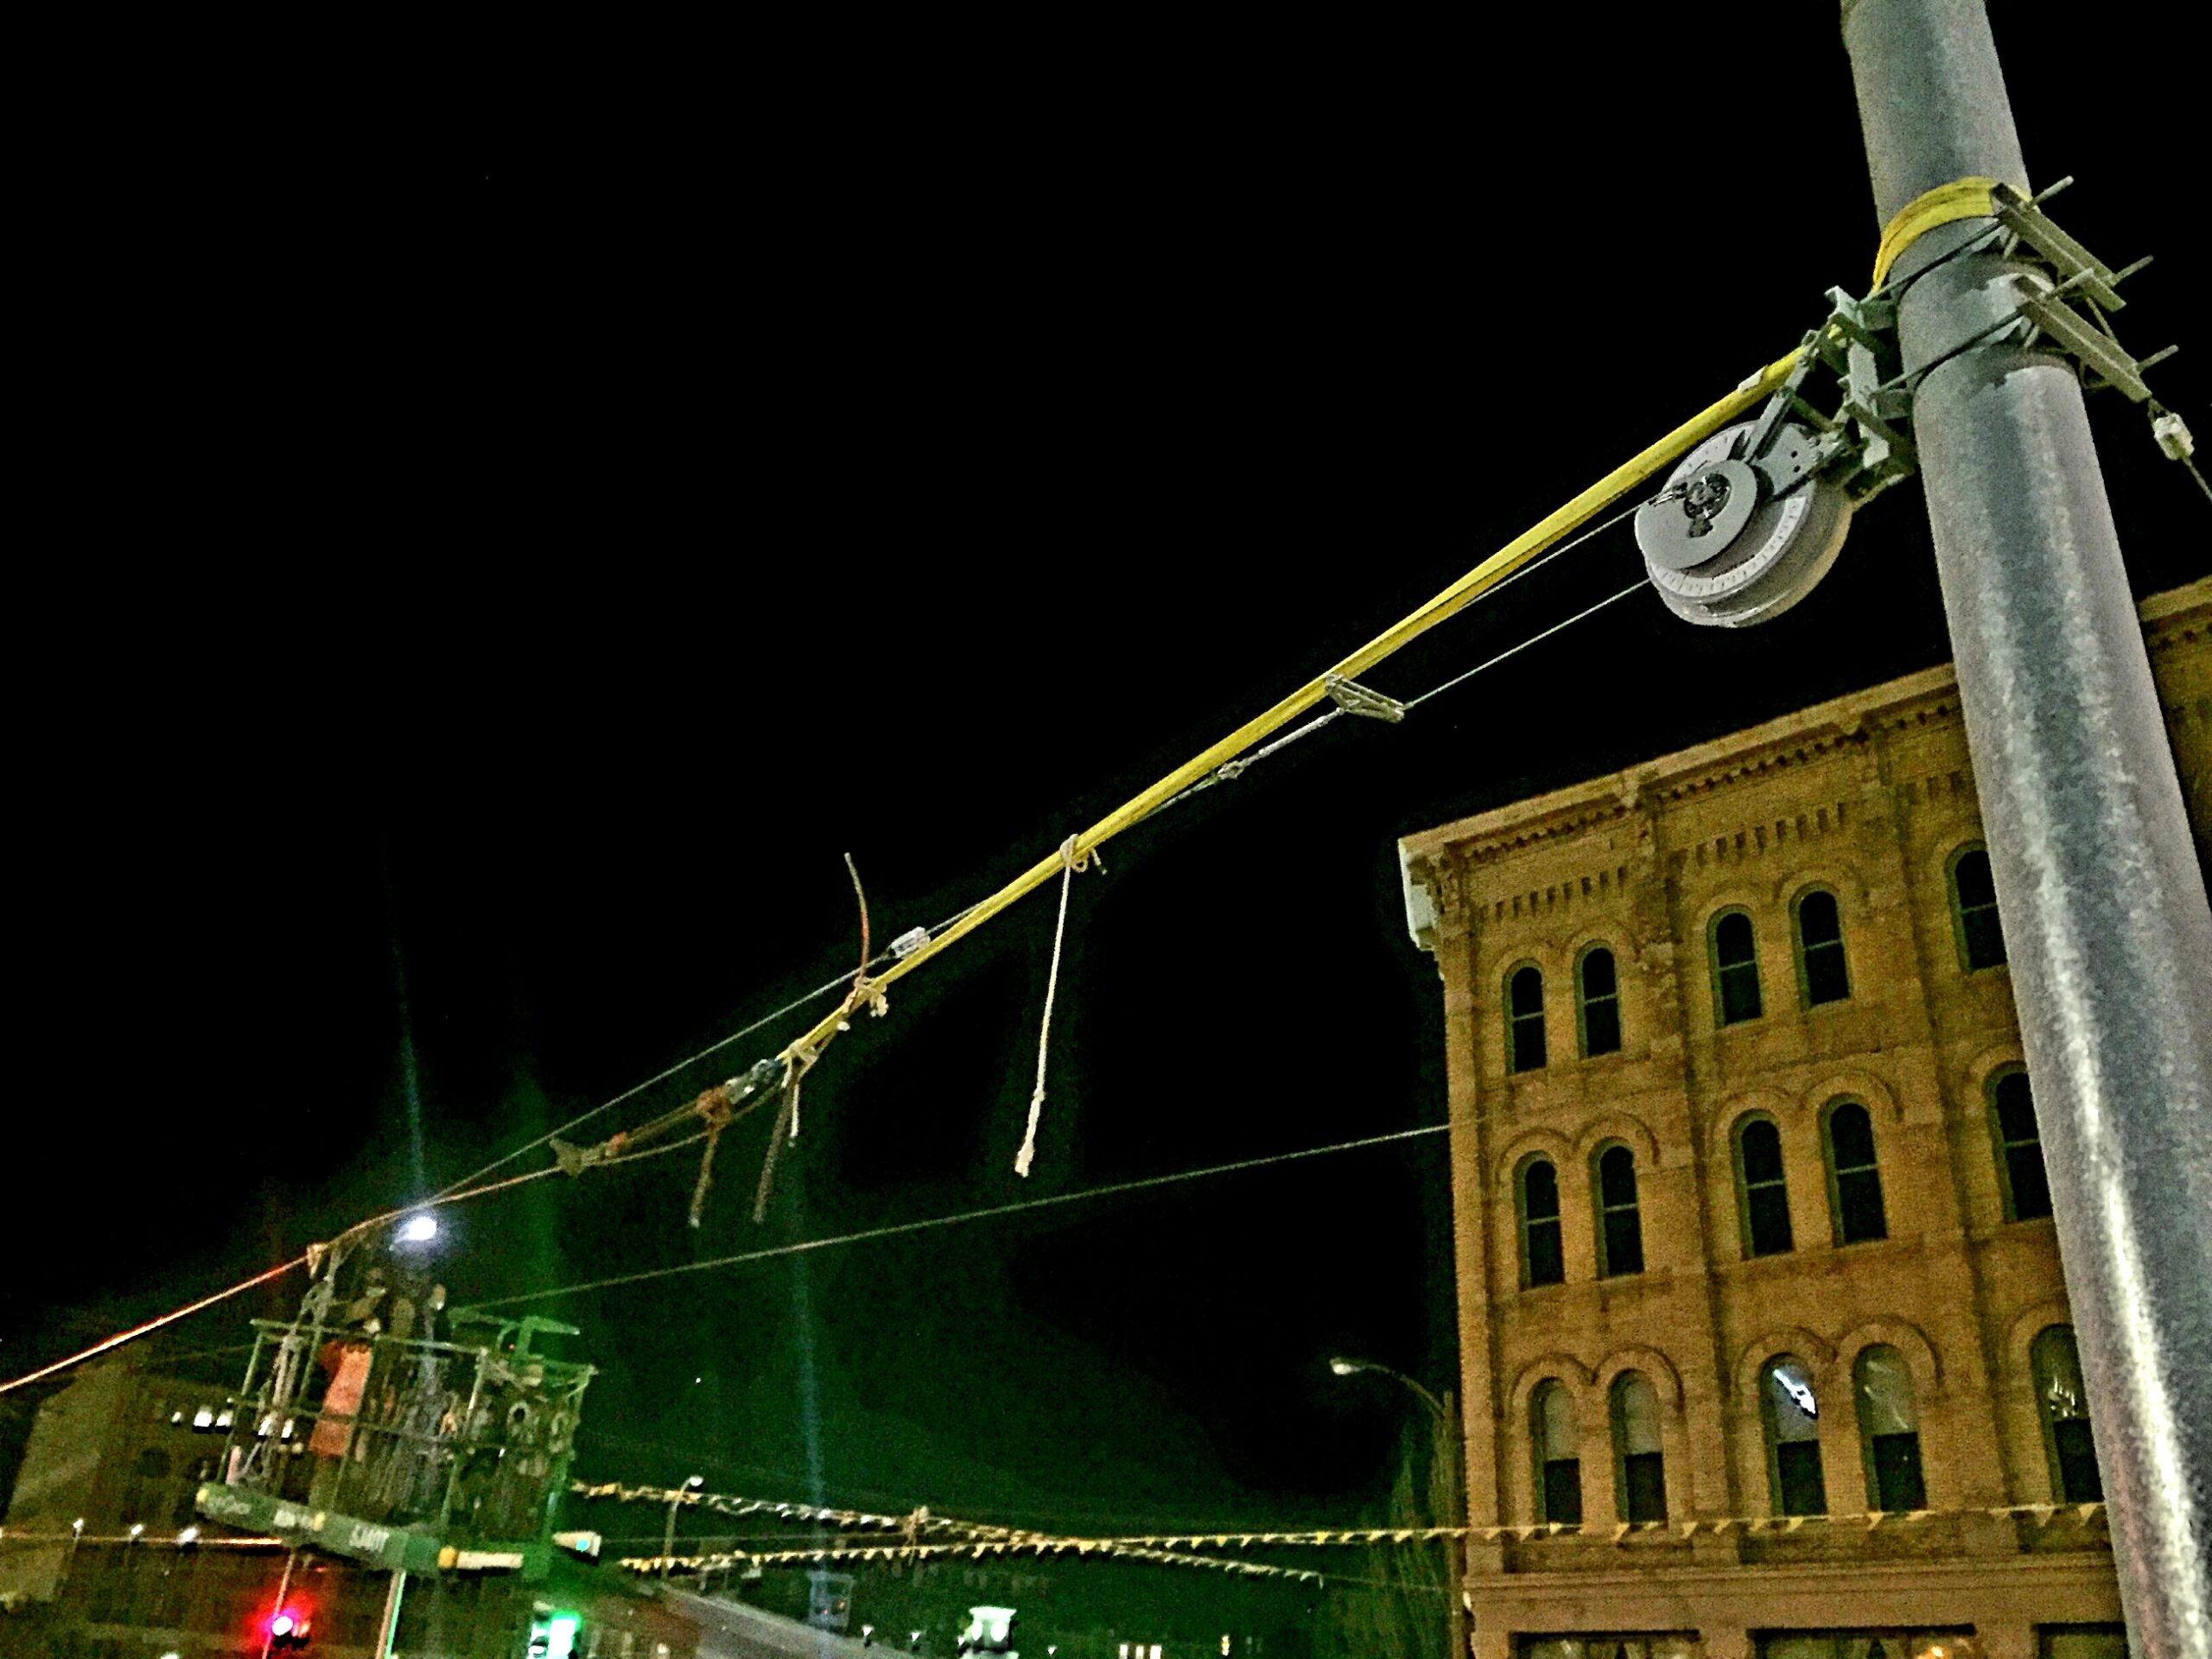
[1637,177,2192,627]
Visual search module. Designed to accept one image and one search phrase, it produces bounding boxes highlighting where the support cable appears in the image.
[6,344,1797,1389]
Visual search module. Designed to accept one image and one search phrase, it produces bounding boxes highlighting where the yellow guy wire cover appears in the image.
[1871,175,1998,289]
[772,345,1808,1070]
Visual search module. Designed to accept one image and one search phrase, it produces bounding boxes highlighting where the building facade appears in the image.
[1395,579,2209,1659]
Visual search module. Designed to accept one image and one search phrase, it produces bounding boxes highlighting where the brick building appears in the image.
[1394,579,2209,1659]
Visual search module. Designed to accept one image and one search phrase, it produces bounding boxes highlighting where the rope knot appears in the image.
[692,1084,734,1132]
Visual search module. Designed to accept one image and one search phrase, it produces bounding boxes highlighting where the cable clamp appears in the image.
[1322,674,1405,723]
[888,926,931,959]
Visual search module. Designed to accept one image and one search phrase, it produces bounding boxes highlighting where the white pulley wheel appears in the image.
[1634,420,1853,627]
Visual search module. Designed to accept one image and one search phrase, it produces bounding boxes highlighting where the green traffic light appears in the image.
[547,1612,581,1659]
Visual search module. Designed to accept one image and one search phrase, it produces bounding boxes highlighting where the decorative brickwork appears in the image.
[1398,578,2208,1656]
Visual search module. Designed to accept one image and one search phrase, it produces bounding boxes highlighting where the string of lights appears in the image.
[575,1476,2111,1561]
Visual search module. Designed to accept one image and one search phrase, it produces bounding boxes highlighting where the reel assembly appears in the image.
[1636,179,2183,627]
[1637,418,1856,628]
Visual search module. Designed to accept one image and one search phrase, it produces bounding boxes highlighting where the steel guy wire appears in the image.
[1156,498,1649,812]
[1402,577,1648,709]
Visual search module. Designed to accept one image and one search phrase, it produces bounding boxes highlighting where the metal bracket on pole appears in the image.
[1732,289,1917,507]
[1951,181,2172,404]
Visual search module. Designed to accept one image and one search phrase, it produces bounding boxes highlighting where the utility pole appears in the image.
[1841,4,2212,1654]
[372,1568,406,1658]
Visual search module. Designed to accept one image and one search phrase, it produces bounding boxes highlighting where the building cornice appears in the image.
[1402,578,2208,872]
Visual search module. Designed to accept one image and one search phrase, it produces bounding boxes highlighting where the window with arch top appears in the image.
[1610,1371,1668,1522]
[1593,1143,1644,1278]
[1530,1379,1583,1525]
[2032,1325,2103,1503]
[1853,1344,1927,1512]
[1517,1158,1565,1288]
[1508,964,1547,1073]
[1793,887,1850,1006]
[1710,910,1763,1025]
[1990,1066,2052,1222]
[1576,944,1622,1058]
[1759,1355,1827,1516]
[1823,1100,1888,1244]
[1732,1114,1795,1257]
[1949,844,2008,970]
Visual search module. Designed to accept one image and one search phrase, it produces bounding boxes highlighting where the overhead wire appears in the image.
[0,519,1647,1394]
[6,340,1798,1394]
[0,1141,699,1396]
[459,1122,1450,1311]
[426,898,982,1202]
[1158,497,1650,810]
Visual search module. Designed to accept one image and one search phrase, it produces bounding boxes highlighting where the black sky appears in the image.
[8,8,2204,1549]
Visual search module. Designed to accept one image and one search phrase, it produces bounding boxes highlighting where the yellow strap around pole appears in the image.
[1871,175,1999,289]
[771,343,1808,1071]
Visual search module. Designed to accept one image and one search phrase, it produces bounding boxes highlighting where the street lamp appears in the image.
[662,1475,705,1579]
[1329,1357,1467,1659]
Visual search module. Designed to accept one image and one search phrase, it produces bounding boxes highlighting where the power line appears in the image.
[0,1259,308,1395]
[426,902,981,1201]
[6,527,1637,1393]
[0,1151,670,1397]
[460,1122,1449,1311]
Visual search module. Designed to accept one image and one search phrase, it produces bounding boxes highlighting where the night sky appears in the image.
[7,6,2203,1569]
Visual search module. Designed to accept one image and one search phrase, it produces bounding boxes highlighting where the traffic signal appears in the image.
[266,1606,312,1651]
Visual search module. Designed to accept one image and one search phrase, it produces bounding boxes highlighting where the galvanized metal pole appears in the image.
[372,1567,408,1658]
[1840,3,2212,1653]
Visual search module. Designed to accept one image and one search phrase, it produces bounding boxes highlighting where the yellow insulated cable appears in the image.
[773,343,1808,1068]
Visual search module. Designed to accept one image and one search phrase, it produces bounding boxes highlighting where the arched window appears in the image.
[1577,945,1622,1058]
[1732,1115,1795,1257]
[1853,1344,1926,1512]
[1710,911,1763,1026]
[1518,1158,1565,1288]
[1949,845,2008,970]
[1530,1380,1582,1525]
[1593,1144,1644,1278]
[1508,964,1547,1073]
[2032,1325,2103,1503]
[1610,1371,1667,1522]
[1824,1101,1888,1244]
[1793,888,1851,1006]
[1990,1067,2052,1222]
[1759,1355,1827,1516]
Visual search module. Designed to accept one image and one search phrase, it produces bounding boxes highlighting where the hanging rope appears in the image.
[1016,836,1101,1178]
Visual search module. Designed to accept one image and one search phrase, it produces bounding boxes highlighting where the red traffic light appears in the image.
[265,1606,312,1647]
